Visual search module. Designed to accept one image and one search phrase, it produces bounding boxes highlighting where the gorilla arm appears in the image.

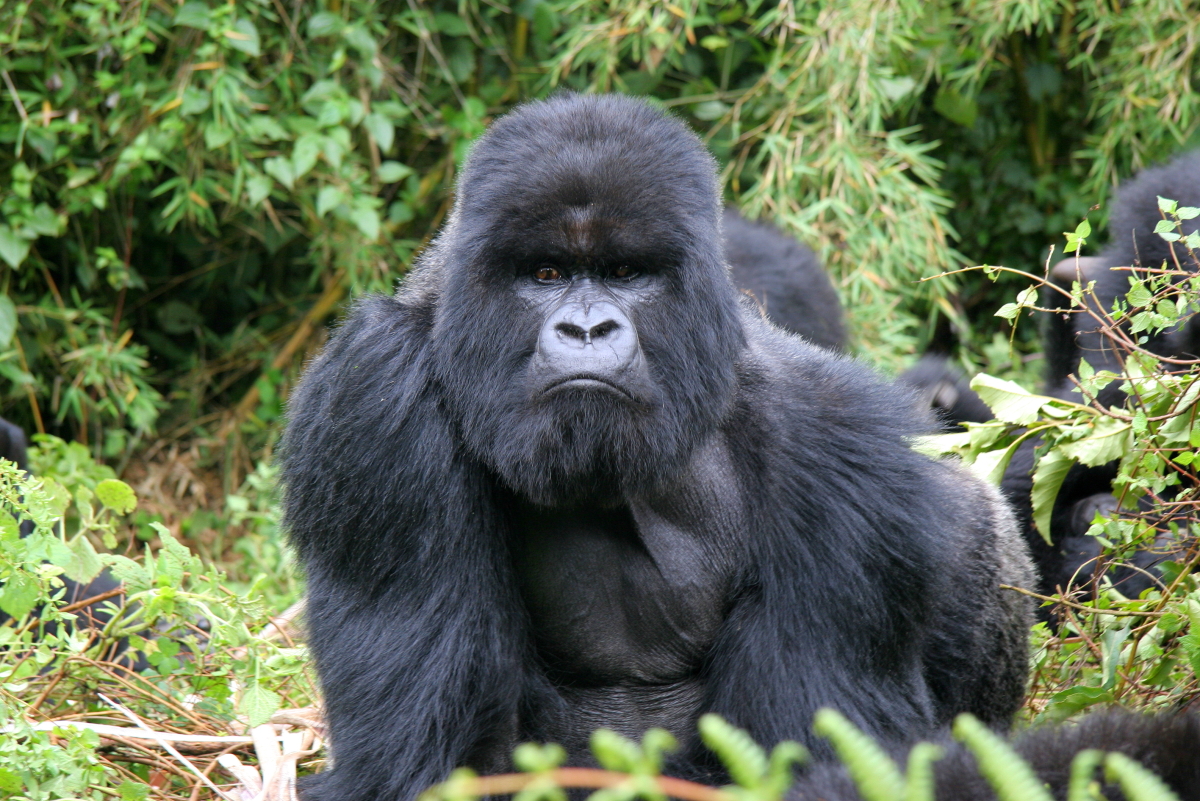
[693,332,1031,762]
[280,294,525,801]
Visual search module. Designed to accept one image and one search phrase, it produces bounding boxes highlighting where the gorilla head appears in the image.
[426,96,744,504]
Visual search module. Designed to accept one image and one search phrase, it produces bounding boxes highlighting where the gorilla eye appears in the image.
[613,265,637,279]
[534,265,562,282]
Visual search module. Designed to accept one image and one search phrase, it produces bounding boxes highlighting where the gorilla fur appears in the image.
[1004,150,1200,601]
[791,712,1200,801]
[722,209,846,350]
[280,94,1034,801]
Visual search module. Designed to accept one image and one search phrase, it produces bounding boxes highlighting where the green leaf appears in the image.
[1059,418,1132,466]
[292,133,322,179]
[0,294,17,348]
[377,161,413,183]
[264,157,296,190]
[969,374,1049,425]
[174,2,211,30]
[225,19,261,56]
[0,767,22,794]
[118,780,150,801]
[364,113,394,153]
[933,85,978,127]
[1066,750,1104,801]
[95,478,138,515]
[700,35,730,50]
[0,510,19,542]
[1158,196,1178,214]
[246,174,272,206]
[1032,449,1074,544]
[0,225,31,269]
[0,571,39,619]
[1126,283,1153,308]
[308,11,343,37]
[64,534,104,585]
[239,682,282,727]
[348,205,380,240]
[316,186,345,218]
[1177,206,1200,220]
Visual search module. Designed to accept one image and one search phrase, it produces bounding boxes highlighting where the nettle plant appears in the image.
[929,198,1200,714]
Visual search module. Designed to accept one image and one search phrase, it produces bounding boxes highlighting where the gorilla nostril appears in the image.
[589,320,619,340]
[555,322,588,341]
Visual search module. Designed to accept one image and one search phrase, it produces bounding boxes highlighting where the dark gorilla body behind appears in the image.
[280,95,1033,801]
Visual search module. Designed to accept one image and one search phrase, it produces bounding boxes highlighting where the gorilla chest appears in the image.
[509,501,731,685]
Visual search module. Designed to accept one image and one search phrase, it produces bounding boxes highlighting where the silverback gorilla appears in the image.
[280,95,1034,801]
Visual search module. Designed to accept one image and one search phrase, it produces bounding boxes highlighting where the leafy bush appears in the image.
[3,0,1200,452]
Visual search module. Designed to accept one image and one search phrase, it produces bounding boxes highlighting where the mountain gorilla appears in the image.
[1003,151,1200,601]
[723,209,846,350]
[280,94,1034,801]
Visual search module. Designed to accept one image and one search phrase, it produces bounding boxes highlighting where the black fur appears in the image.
[280,94,1034,801]
[791,713,1200,801]
[896,356,992,430]
[723,209,846,350]
[1007,150,1200,601]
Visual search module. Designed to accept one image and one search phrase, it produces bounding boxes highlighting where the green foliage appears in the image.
[926,200,1200,715]
[0,441,310,801]
[2,0,1199,451]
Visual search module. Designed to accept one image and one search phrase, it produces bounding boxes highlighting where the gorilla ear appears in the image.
[1050,256,1106,288]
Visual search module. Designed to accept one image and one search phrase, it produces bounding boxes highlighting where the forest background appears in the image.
[3,0,1200,799]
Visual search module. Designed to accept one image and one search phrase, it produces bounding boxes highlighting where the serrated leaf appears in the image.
[0,510,19,543]
[969,374,1049,425]
[1126,283,1153,308]
[95,478,137,515]
[240,683,282,727]
[64,534,104,585]
[1158,196,1178,214]
[1155,219,1177,234]
[225,19,261,56]
[1032,449,1073,543]
[105,554,149,594]
[118,780,150,801]
[1059,418,1132,466]
[0,571,39,619]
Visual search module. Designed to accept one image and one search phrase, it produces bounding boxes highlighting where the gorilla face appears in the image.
[427,95,745,505]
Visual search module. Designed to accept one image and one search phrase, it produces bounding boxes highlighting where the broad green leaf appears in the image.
[225,19,261,57]
[264,157,295,190]
[0,571,39,619]
[1158,196,1178,214]
[307,11,342,37]
[95,478,137,515]
[1059,417,1132,466]
[1032,449,1074,543]
[348,205,380,240]
[118,780,150,801]
[0,510,19,542]
[246,174,272,206]
[1177,206,1200,220]
[0,225,31,269]
[933,85,978,127]
[240,682,282,727]
[174,1,211,30]
[64,534,104,585]
[292,133,322,179]
[969,374,1050,425]
[316,186,345,218]
[377,161,413,183]
[364,113,394,153]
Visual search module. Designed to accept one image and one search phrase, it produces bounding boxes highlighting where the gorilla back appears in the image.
[281,95,1034,801]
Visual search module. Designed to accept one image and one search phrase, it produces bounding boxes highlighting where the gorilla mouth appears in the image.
[541,375,634,400]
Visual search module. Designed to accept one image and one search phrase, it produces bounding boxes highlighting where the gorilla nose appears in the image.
[537,300,639,375]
